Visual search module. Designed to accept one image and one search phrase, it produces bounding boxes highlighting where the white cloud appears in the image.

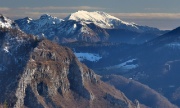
[24,12,69,18]
[1,6,179,20]
[1,7,180,30]
[18,6,105,11]
[0,7,10,12]
[0,6,105,19]
[110,13,180,19]
[15,11,180,20]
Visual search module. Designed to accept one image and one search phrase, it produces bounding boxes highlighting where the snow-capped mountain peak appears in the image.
[0,14,17,29]
[39,14,63,24]
[15,14,64,38]
[64,10,160,33]
[65,10,135,29]
[40,14,52,19]
[40,14,56,20]
[21,17,33,24]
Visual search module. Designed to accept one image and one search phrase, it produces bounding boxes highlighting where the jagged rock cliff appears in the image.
[0,28,137,108]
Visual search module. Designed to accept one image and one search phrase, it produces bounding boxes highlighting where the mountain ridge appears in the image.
[0,14,18,29]
[15,10,164,44]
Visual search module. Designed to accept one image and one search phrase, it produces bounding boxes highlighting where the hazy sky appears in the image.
[0,0,180,30]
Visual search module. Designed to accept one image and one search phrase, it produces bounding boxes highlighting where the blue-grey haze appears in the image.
[0,0,180,30]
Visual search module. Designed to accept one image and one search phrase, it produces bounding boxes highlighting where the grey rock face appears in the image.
[0,28,136,108]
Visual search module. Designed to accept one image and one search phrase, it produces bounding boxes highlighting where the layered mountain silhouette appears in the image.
[15,11,166,44]
[0,14,142,108]
[63,22,180,107]
[0,11,180,108]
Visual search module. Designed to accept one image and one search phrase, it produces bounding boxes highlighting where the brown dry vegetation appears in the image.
[21,39,136,108]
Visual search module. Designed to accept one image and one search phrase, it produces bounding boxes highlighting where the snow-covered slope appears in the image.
[106,59,138,71]
[15,14,63,39]
[16,16,109,43]
[0,27,38,72]
[65,10,159,33]
[66,11,135,29]
[74,52,102,62]
[0,14,17,29]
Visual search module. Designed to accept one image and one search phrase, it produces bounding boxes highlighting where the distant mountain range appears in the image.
[15,11,167,44]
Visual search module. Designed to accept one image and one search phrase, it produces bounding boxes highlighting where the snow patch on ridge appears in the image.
[106,59,138,71]
[67,24,77,34]
[15,14,63,38]
[0,15,16,28]
[3,46,9,53]
[74,52,102,62]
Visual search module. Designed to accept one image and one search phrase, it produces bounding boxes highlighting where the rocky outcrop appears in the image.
[14,39,136,108]
[0,28,137,108]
